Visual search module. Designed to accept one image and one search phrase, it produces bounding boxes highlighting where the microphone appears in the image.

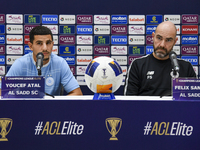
[169,51,179,72]
[36,52,44,76]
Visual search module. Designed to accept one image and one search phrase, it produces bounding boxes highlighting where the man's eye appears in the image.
[157,37,161,40]
[166,39,172,42]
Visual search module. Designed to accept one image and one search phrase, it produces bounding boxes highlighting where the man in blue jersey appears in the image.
[6,26,83,96]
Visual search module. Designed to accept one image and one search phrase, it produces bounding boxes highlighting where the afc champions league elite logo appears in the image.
[105,117,122,140]
[0,118,13,141]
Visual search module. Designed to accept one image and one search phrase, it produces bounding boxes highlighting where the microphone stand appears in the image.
[170,69,179,78]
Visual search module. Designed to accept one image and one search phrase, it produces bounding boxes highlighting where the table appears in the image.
[0,96,199,150]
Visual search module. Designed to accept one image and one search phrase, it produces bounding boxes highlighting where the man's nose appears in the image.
[42,43,47,50]
[160,40,165,47]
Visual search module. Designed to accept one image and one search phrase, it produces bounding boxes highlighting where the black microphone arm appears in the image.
[36,52,44,76]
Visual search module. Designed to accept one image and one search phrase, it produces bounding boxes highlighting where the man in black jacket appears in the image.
[124,21,196,96]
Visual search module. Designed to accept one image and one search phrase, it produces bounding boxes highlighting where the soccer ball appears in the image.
[85,56,123,93]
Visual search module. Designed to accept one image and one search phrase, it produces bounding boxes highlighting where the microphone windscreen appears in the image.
[36,52,44,59]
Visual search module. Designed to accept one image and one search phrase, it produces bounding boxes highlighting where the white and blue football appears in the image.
[85,56,123,93]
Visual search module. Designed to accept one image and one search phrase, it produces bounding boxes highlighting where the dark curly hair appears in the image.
[29,26,53,43]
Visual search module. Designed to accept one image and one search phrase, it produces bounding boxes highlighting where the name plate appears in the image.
[172,78,200,100]
[1,76,45,99]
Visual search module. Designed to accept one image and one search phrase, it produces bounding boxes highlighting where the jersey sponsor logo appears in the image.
[59,35,75,44]
[94,25,110,34]
[111,56,127,65]
[77,35,93,44]
[7,35,23,44]
[0,35,5,44]
[46,77,54,86]
[129,36,145,45]
[59,46,75,55]
[24,25,39,34]
[94,46,110,55]
[59,25,75,34]
[146,15,163,24]
[146,46,154,54]
[77,56,92,65]
[181,46,198,55]
[94,35,110,44]
[24,14,40,24]
[182,14,198,24]
[129,15,145,24]
[42,15,58,24]
[0,14,5,23]
[59,15,75,24]
[129,46,145,55]
[42,25,58,34]
[147,71,154,75]
[146,25,157,34]
[76,46,93,55]
[77,15,93,24]
[182,25,198,34]
[111,36,127,44]
[129,25,145,34]
[77,25,93,34]
[146,35,153,45]
[181,35,198,44]
[146,71,154,79]
[61,56,76,65]
[0,25,5,34]
[164,15,180,24]
[181,56,198,65]
[6,25,23,34]
[111,25,127,34]
[0,45,5,54]
[111,46,127,55]
[6,45,23,54]
[111,15,127,24]
[0,56,5,64]
[94,15,110,24]
[6,14,23,24]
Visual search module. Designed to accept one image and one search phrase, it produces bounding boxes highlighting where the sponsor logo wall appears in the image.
[0,14,199,84]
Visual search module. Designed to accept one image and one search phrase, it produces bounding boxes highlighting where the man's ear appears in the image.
[152,32,155,39]
[28,42,33,51]
[174,37,178,45]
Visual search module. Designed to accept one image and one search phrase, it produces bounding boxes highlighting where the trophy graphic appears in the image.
[105,117,122,140]
[0,118,13,141]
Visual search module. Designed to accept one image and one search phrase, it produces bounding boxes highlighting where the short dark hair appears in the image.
[29,26,53,43]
